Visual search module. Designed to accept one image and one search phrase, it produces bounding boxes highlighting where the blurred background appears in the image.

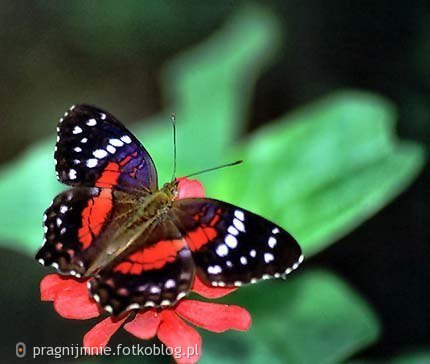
[0,1,429,363]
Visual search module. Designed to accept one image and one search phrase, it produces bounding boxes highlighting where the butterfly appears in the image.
[35,104,304,317]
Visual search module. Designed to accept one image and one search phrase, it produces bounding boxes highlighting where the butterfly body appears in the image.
[36,104,303,316]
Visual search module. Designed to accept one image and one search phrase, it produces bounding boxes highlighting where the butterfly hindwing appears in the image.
[36,187,115,277]
[172,198,303,287]
[55,104,157,191]
[88,220,195,316]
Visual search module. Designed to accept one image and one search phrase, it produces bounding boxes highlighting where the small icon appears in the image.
[16,342,26,358]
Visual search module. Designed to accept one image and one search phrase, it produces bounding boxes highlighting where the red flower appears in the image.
[39,178,251,364]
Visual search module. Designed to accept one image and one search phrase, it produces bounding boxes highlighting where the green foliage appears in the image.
[0,4,425,363]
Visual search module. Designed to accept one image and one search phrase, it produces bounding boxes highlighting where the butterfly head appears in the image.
[161,179,179,200]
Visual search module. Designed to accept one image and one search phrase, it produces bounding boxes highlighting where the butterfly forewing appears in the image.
[55,104,158,191]
[172,198,303,287]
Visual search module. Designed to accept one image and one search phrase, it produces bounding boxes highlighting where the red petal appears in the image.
[157,310,202,364]
[177,178,205,199]
[192,275,237,299]
[176,300,251,333]
[40,274,70,301]
[83,315,127,351]
[41,275,100,319]
[123,309,161,340]
[40,274,86,301]
[53,280,101,319]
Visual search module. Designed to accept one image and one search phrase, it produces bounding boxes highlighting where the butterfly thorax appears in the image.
[137,180,178,217]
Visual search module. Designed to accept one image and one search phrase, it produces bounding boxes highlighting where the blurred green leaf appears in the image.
[212,91,425,256]
[200,270,379,364]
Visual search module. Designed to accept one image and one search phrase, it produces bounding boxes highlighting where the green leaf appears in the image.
[200,270,379,364]
[211,91,425,256]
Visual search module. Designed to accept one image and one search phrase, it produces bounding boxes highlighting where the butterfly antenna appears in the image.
[171,113,177,181]
[184,160,243,179]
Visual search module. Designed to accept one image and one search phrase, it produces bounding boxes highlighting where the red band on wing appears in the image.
[95,153,141,188]
[114,239,186,274]
[78,189,113,249]
[95,162,121,188]
[185,226,217,251]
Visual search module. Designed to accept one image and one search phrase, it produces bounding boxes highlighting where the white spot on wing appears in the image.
[225,234,238,249]
[150,286,161,294]
[109,138,124,147]
[165,279,176,289]
[86,118,97,126]
[38,258,45,265]
[234,210,245,221]
[127,303,141,310]
[72,126,82,134]
[68,169,77,180]
[74,147,82,152]
[93,149,108,159]
[268,236,277,248]
[161,299,171,307]
[86,159,98,168]
[120,135,132,144]
[228,226,239,235]
[106,145,116,154]
[208,265,222,274]
[233,218,245,232]
[272,227,280,234]
[240,256,248,265]
[250,249,256,258]
[216,244,229,257]
[264,252,274,263]
[177,292,187,300]
[104,305,113,313]
[80,138,88,143]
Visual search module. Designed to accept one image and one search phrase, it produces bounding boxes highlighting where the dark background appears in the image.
[0,1,429,361]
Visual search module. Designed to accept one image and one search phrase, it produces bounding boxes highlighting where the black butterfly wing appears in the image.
[55,104,157,191]
[172,198,303,287]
